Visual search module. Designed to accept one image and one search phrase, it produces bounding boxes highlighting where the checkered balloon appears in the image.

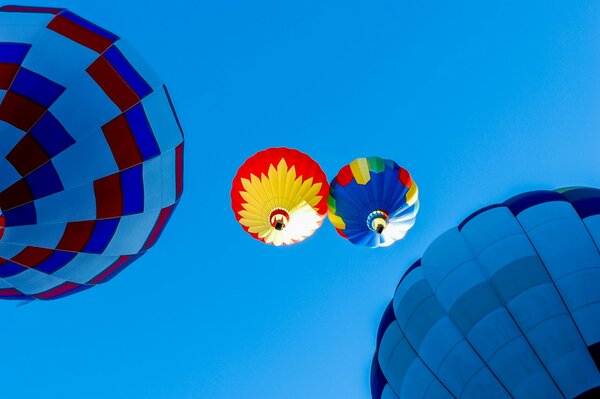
[0,6,184,300]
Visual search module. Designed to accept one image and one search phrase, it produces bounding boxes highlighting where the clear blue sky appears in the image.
[2,1,600,398]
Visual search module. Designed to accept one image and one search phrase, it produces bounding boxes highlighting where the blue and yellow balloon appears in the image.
[328,157,418,248]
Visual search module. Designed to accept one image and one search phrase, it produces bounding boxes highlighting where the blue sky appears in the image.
[2,1,600,398]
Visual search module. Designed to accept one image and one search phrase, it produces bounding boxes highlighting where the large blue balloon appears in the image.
[0,6,183,300]
[372,187,600,399]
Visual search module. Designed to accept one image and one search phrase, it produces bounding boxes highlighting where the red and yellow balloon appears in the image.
[231,148,329,246]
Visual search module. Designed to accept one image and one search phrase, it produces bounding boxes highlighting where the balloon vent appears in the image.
[270,209,290,231]
[367,210,389,234]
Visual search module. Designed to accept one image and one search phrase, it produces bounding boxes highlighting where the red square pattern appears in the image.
[6,134,50,176]
[0,92,46,132]
[47,15,113,53]
[101,114,143,170]
[87,57,139,111]
[93,173,123,219]
[56,220,95,252]
[12,246,53,267]
[0,180,33,211]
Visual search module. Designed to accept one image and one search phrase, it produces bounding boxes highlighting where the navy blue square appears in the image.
[121,164,144,215]
[125,104,160,161]
[3,202,36,227]
[30,112,75,157]
[25,161,64,200]
[0,261,26,278]
[83,218,120,254]
[10,68,66,107]
[0,42,31,64]
[36,251,76,274]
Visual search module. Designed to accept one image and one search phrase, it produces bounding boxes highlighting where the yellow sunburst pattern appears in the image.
[231,148,329,246]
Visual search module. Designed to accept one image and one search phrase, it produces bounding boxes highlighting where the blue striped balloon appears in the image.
[328,157,418,248]
[372,187,600,399]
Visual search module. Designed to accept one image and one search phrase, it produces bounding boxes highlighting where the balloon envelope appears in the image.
[328,157,418,248]
[231,147,328,246]
[0,6,183,300]
[371,187,600,399]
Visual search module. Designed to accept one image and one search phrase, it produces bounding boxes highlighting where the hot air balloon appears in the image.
[0,6,183,300]
[371,187,600,399]
[231,147,328,246]
[328,157,418,248]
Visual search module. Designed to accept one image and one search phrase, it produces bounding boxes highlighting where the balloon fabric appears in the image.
[328,157,418,248]
[371,187,600,399]
[0,6,184,300]
[231,147,328,246]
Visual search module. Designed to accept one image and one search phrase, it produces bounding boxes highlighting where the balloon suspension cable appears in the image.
[270,208,290,231]
[367,210,389,234]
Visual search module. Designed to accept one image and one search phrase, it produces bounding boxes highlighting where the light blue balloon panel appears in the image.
[372,188,600,399]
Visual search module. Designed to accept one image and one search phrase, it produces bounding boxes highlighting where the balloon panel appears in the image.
[0,6,184,300]
[371,188,600,399]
